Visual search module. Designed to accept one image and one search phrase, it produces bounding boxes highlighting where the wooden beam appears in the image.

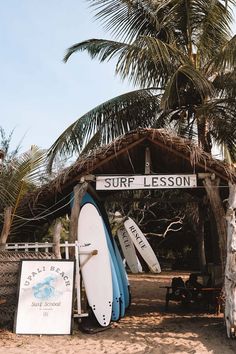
[148,138,229,182]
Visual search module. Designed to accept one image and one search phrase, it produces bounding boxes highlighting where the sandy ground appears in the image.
[0,271,235,354]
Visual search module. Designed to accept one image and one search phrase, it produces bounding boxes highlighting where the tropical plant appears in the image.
[0,128,47,242]
[48,0,236,169]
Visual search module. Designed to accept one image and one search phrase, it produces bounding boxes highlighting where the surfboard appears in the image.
[81,193,123,320]
[109,254,121,321]
[117,227,140,274]
[104,223,126,318]
[113,240,131,309]
[124,217,161,273]
[78,203,113,327]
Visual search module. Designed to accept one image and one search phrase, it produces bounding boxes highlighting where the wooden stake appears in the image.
[53,219,62,259]
[0,206,12,250]
[69,182,88,257]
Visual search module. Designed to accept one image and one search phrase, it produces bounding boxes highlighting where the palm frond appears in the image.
[88,0,176,43]
[47,89,161,171]
[207,35,236,73]
[213,69,236,97]
[64,37,188,87]
[196,98,236,157]
[161,64,213,110]
[0,147,46,208]
[193,0,233,61]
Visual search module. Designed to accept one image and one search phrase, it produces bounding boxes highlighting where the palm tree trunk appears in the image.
[196,203,206,271]
[203,177,227,274]
[197,116,212,153]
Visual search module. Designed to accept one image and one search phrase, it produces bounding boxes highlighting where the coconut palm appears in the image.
[48,0,236,169]
[0,130,47,241]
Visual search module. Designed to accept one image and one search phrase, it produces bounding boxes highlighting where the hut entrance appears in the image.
[9,128,236,338]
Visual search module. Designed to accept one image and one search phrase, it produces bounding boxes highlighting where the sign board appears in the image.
[14,260,75,335]
[96,174,197,191]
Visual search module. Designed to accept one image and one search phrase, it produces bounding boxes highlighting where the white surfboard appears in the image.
[78,203,113,326]
[124,217,161,273]
[117,227,140,273]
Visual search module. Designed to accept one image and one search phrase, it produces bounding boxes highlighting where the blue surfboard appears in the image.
[109,254,121,321]
[82,193,130,313]
[103,223,126,318]
[80,193,123,319]
[113,240,131,309]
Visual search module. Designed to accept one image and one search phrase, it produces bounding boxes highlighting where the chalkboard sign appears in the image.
[14,260,75,335]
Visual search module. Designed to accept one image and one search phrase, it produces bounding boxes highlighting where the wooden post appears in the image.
[196,203,206,272]
[145,147,151,174]
[53,219,62,259]
[203,176,227,272]
[0,206,12,250]
[69,182,88,257]
[225,182,236,338]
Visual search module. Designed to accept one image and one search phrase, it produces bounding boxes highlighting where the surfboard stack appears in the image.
[76,193,131,331]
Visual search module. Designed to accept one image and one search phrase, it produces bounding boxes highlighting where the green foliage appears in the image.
[0,128,47,239]
[48,0,236,168]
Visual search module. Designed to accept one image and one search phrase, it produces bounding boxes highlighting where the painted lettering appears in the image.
[152,177,159,187]
[183,176,191,186]
[128,177,135,187]
[104,178,111,188]
[168,176,174,186]
[144,177,150,187]
[160,177,166,186]
[120,177,127,188]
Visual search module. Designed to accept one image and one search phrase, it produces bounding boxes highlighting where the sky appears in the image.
[1,1,236,152]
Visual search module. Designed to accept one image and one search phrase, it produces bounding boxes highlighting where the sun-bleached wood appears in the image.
[0,206,12,250]
[225,182,236,338]
[53,219,62,259]
[69,182,88,257]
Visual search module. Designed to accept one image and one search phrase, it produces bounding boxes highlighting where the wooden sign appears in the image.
[96,174,197,190]
[14,260,75,335]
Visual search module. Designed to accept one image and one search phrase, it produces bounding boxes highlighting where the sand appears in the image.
[0,271,235,354]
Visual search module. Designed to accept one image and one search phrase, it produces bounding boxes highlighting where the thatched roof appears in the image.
[17,128,235,232]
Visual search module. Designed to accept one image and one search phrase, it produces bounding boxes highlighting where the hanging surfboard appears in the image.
[78,203,113,327]
[124,217,161,273]
[81,193,123,319]
[117,227,140,274]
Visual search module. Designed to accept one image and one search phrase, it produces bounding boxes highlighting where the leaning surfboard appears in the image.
[124,217,161,273]
[117,227,140,274]
[78,203,113,327]
[81,193,123,320]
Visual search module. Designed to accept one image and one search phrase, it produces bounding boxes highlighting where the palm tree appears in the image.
[47,0,236,168]
[0,129,47,243]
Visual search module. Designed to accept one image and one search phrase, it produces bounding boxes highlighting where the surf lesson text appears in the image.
[96,174,197,190]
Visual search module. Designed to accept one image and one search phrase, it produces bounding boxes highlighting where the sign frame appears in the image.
[96,174,197,191]
[14,259,75,335]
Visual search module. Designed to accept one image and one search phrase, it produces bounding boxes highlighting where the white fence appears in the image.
[5,241,77,259]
